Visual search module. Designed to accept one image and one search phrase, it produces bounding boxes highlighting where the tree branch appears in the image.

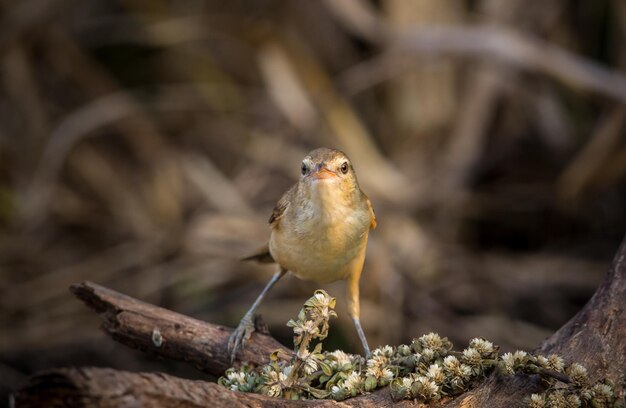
[13,367,403,408]
[69,281,292,376]
[326,0,626,103]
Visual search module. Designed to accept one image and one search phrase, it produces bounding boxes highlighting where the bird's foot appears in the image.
[228,314,256,364]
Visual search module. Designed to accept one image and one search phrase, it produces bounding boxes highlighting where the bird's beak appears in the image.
[312,166,338,180]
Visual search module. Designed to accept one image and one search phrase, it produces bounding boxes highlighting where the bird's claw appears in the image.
[228,314,256,364]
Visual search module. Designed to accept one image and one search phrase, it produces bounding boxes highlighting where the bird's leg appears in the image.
[228,267,286,363]
[353,317,370,359]
[347,267,371,359]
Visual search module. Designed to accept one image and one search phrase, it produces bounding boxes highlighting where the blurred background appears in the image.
[1,0,625,404]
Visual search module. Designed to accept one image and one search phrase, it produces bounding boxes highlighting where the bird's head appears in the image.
[299,148,359,194]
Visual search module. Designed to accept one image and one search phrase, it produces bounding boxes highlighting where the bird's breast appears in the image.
[269,193,371,283]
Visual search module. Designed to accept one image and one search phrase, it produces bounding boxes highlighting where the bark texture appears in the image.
[69,281,292,376]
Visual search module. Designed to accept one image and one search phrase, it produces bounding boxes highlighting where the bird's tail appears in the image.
[241,243,275,263]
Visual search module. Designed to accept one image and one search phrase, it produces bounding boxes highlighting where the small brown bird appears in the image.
[229,147,376,362]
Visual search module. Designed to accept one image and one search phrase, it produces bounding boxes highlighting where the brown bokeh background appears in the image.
[1,0,625,405]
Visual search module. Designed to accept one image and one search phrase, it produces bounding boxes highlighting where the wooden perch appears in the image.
[69,281,292,376]
[14,367,408,408]
[13,238,626,407]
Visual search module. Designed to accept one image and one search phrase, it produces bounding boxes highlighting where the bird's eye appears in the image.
[340,162,349,174]
[301,162,308,175]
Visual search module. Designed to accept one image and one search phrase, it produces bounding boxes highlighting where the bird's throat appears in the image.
[307,180,354,219]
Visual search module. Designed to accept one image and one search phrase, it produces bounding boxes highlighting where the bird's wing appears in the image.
[241,185,296,264]
[365,194,377,229]
[269,184,295,228]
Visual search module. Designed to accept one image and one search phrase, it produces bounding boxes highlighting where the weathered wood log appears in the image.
[538,238,626,381]
[12,367,324,408]
[13,367,405,408]
[13,237,626,407]
[8,365,557,408]
[69,281,292,376]
[440,237,626,407]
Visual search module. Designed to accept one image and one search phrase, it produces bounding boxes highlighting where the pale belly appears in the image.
[269,212,370,283]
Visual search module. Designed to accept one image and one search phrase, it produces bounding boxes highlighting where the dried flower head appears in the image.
[547,354,565,373]
[566,363,588,386]
[287,317,318,346]
[546,390,566,408]
[305,290,337,323]
[469,338,496,355]
[397,344,411,356]
[410,375,441,401]
[389,376,412,400]
[500,350,532,375]
[443,355,461,371]
[462,347,482,366]
[426,364,446,384]
[565,394,581,408]
[536,355,550,370]
[527,393,546,408]
[589,382,614,403]
[337,371,364,397]
[219,366,259,393]
[327,350,352,370]
[296,349,319,375]
[513,350,529,363]
[422,347,435,362]
[501,352,516,375]
[330,385,348,401]
[417,333,452,355]
[372,345,395,358]
[420,333,443,350]
[259,364,293,397]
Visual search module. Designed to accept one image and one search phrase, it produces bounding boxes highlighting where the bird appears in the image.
[228,147,377,362]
